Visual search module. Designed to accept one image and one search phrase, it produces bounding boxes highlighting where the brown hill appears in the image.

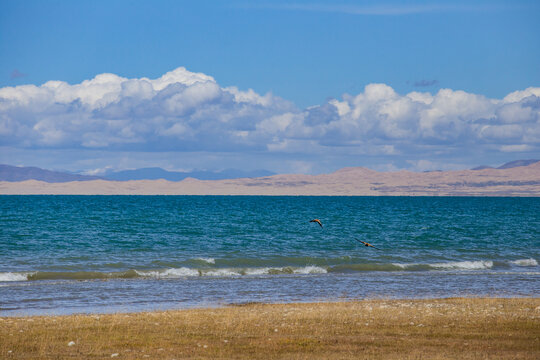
[1,162,539,196]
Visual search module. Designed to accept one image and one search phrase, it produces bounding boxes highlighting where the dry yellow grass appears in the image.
[1,298,539,359]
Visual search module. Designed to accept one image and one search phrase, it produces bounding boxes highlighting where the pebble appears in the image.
[68,341,76,346]
[111,353,119,358]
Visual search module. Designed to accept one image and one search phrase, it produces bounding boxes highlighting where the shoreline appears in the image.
[2,297,539,359]
[2,294,539,318]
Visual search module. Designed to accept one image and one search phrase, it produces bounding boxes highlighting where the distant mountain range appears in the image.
[0,165,102,182]
[471,159,539,170]
[0,164,275,183]
[2,160,539,196]
[0,160,537,183]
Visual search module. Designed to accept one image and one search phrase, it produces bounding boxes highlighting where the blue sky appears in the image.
[0,0,539,174]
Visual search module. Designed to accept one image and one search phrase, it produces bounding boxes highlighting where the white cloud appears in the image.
[256,113,295,134]
[286,160,314,174]
[81,165,113,176]
[0,67,296,151]
[0,66,538,172]
[226,86,275,106]
[495,103,534,124]
[479,124,523,140]
[503,87,540,103]
[500,144,534,152]
[406,159,466,172]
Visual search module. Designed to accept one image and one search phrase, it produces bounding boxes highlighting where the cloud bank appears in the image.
[0,67,539,171]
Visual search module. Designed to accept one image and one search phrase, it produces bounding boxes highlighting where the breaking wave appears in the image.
[510,258,538,267]
[193,257,216,265]
[0,266,329,281]
[0,272,33,282]
[1,258,537,282]
[402,260,494,270]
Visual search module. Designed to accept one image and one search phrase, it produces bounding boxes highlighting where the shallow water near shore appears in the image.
[1,195,539,315]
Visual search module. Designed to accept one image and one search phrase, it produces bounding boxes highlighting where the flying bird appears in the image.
[355,238,381,250]
[309,219,323,228]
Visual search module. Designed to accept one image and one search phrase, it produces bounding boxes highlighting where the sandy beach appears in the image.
[1,298,538,359]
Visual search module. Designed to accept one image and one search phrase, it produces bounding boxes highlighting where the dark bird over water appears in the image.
[355,238,381,250]
[310,219,323,228]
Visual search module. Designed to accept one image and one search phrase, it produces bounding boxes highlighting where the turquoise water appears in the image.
[1,196,539,315]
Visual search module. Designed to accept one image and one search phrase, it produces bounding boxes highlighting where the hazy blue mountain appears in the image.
[0,164,102,182]
[471,159,538,170]
[102,167,276,181]
[3,160,537,183]
[497,159,539,169]
[0,164,275,182]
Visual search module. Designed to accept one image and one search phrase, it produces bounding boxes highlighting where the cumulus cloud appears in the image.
[0,67,296,151]
[0,67,538,170]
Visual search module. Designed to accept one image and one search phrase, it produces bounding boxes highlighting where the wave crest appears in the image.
[431,260,494,270]
[194,257,216,265]
[510,258,538,267]
[0,272,32,282]
[0,266,329,282]
[2,258,536,283]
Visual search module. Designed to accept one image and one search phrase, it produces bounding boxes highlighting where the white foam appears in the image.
[204,268,242,276]
[510,258,538,267]
[134,270,161,278]
[0,272,30,281]
[392,263,413,269]
[431,260,494,270]
[293,266,328,274]
[393,260,494,270]
[138,266,329,278]
[194,257,216,264]
[244,267,275,275]
[487,271,540,276]
[136,268,200,278]
[162,268,200,277]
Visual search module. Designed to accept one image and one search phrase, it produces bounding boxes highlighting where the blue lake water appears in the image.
[1,195,538,315]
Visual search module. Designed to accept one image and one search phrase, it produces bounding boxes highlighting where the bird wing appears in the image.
[355,238,381,250]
